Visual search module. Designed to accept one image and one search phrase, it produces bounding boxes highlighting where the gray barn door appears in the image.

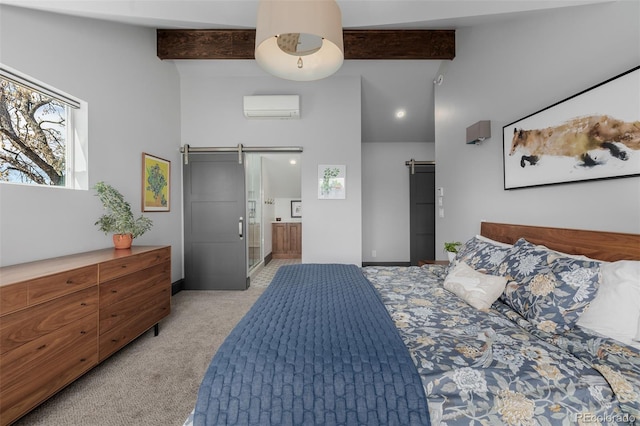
[183,152,248,290]
[409,164,436,265]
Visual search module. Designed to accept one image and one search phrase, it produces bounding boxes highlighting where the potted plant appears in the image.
[444,241,462,262]
[94,181,153,249]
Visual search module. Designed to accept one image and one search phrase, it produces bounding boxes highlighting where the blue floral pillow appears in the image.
[450,235,512,273]
[496,238,602,333]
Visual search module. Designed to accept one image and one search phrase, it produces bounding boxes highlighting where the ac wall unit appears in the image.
[243,95,300,119]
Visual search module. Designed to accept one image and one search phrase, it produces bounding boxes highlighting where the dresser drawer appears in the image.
[1,311,98,392]
[99,291,170,361]
[100,277,170,335]
[28,265,98,306]
[0,265,97,317]
[0,287,98,355]
[0,284,28,317]
[99,247,171,282]
[99,261,170,307]
[0,313,98,425]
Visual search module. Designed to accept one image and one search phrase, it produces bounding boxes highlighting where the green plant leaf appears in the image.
[93,181,153,239]
[444,241,462,253]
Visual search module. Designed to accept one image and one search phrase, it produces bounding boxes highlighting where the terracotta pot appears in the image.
[113,233,133,250]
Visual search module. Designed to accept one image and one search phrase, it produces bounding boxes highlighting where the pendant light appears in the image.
[254,0,344,81]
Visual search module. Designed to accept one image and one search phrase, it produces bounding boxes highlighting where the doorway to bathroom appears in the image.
[246,153,302,275]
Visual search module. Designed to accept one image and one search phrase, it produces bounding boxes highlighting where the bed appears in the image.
[188,222,640,425]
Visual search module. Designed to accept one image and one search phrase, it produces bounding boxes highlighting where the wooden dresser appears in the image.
[0,246,171,425]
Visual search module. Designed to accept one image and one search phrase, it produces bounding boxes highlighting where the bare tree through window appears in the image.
[0,77,67,185]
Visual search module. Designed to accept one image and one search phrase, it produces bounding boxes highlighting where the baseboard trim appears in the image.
[361,261,411,267]
[171,279,184,295]
[264,252,273,266]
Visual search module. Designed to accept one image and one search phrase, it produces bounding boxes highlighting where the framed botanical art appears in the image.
[142,153,170,211]
[318,165,346,199]
[503,66,640,189]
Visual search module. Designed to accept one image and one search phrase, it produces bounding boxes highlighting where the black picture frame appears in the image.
[503,66,640,190]
[291,200,302,218]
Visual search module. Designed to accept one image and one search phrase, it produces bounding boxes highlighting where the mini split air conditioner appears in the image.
[243,95,300,119]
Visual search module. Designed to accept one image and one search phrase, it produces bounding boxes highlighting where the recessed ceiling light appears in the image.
[289,159,297,165]
[395,109,406,119]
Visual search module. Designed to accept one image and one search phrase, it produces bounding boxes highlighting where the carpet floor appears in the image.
[14,259,299,426]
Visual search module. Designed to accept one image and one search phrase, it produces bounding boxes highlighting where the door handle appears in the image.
[239,217,243,239]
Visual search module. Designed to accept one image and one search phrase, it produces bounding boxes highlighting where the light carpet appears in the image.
[14,259,299,426]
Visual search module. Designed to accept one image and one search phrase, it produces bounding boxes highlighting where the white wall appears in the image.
[435,1,640,258]
[272,198,302,223]
[176,62,362,265]
[362,142,435,262]
[0,6,183,282]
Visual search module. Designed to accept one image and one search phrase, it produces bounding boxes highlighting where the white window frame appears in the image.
[0,64,88,190]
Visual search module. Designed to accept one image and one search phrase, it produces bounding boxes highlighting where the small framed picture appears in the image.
[318,165,346,199]
[142,153,170,212]
[291,200,302,218]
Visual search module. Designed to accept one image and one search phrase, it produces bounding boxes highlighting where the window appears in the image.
[0,65,87,189]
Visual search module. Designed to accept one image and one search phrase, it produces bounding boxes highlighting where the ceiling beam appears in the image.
[156,29,455,60]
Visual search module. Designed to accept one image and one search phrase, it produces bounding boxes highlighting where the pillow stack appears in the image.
[446,235,640,350]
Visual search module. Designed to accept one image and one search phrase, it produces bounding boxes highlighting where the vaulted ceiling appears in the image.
[2,0,608,143]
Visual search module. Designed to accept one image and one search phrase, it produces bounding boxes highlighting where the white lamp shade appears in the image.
[255,0,344,81]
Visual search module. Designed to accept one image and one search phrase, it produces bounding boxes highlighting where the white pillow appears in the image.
[577,260,640,350]
[444,261,508,311]
[475,234,513,248]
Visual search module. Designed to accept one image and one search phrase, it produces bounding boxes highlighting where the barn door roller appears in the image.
[405,159,435,174]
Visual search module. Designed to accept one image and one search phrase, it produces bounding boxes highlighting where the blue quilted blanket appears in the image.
[193,264,431,426]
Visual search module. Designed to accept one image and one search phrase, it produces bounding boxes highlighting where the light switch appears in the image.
[437,187,444,197]
[438,197,443,207]
[439,208,445,218]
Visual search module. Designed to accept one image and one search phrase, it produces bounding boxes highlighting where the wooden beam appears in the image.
[157,29,254,60]
[157,29,455,60]
[343,30,454,60]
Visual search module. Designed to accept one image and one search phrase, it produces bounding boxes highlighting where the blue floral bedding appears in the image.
[363,265,640,425]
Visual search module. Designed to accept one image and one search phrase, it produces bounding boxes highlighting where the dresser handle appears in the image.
[80,330,87,334]
[80,358,86,362]
[111,290,118,293]
[80,302,87,306]
[37,344,46,350]
[66,279,74,284]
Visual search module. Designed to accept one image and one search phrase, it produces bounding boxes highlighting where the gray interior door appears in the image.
[183,152,248,290]
[409,164,436,265]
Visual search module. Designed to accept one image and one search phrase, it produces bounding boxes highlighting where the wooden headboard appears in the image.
[480,222,640,262]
